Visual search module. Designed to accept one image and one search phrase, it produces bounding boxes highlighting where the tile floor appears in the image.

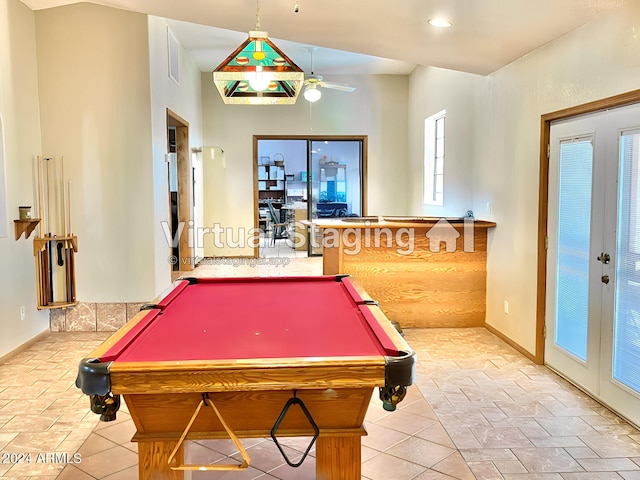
[2,256,640,479]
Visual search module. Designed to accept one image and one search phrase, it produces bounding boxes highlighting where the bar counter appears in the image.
[306,216,496,328]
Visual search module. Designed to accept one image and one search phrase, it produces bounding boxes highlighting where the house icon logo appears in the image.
[425,217,476,253]
[426,218,460,252]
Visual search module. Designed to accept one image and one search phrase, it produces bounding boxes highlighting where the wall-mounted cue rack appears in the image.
[33,156,78,309]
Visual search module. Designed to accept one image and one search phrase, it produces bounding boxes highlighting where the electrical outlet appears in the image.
[487,202,493,215]
[504,300,509,315]
[20,306,26,321]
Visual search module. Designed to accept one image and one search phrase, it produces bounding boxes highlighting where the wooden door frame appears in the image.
[536,89,640,365]
[167,109,193,271]
[252,135,368,258]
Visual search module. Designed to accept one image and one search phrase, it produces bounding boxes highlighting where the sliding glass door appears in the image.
[308,140,362,254]
[255,136,365,256]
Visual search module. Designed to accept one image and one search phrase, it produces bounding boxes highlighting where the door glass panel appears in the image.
[311,140,362,219]
[554,138,594,361]
[613,130,640,393]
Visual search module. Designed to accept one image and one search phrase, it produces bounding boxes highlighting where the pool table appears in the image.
[76,275,415,480]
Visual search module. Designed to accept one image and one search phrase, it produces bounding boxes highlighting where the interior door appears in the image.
[546,103,640,425]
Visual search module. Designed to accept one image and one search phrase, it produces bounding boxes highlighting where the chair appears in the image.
[267,200,288,246]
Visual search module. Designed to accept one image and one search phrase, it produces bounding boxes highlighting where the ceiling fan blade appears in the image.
[321,82,356,92]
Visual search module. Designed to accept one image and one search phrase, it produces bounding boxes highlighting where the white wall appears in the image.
[407,66,487,218]
[476,2,640,354]
[35,4,156,303]
[407,3,640,355]
[201,73,409,256]
[0,0,49,357]
[147,16,203,292]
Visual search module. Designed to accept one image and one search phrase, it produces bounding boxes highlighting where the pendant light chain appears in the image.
[255,0,261,30]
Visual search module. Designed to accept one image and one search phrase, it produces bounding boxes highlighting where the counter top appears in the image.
[303,216,496,229]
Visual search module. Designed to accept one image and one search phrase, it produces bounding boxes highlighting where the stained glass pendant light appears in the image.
[213,0,304,105]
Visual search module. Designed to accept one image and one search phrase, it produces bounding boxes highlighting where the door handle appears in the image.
[597,253,610,264]
[601,274,610,284]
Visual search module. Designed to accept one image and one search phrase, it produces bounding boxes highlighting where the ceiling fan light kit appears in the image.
[302,48,356,102]
[303,84,321,102]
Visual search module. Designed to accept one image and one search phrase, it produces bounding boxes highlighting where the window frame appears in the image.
[423,110,446,206]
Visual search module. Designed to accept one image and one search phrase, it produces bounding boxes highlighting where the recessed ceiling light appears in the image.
[429,18,452,28]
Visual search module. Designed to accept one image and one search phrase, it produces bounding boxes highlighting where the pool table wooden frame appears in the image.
[76,275,415,480]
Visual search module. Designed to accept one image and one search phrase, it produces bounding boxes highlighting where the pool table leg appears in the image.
[138,440,183,480]
[315,433,361,480]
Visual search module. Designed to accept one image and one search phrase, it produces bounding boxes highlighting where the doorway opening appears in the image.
[253,136,367,258]
[167,109,193,273]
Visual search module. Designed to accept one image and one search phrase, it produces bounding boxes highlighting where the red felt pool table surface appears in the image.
[102,276,399,363]
[76,275,416,480]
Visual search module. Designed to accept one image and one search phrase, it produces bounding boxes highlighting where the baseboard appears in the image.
[484,322,541,364]
[0,329,50,365]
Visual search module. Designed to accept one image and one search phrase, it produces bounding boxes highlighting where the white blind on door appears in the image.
[613,130,640,394]
[554,138,594,361]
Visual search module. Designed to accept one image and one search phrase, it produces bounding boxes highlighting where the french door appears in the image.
[546,103,640,425]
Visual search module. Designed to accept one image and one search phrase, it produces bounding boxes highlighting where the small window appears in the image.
[423,110,446,206]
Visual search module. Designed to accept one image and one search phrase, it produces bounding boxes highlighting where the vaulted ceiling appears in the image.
[21,0,624,75]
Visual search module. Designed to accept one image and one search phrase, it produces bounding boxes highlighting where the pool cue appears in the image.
[35,156,44,306]
[37,156,44,237]
[32,156,38,220]
[64,178,72,303]
[66,179,75,302]
[38,250,45,306]
[57,157,66,303]
[45,157,53,305]
[38,155,50,306]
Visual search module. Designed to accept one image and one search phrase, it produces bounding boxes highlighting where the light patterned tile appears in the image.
[470,426,533,449]
[57,464,97,479]
[360,423,408,452]
[536,417,599,437]
[442,426,482,449]
[74,445,138,478]
[566,446,600,459]
[65,302,97,331]
[431,451,476,479]
[373,408,439,435]
[501,475,563,479]
[96,303,127,331]
[494,459,528,474]
[561,474,629,480]
[461,448,518,462]
[577,457,640,471]
[101,465,139,479]
[93,418,136,446]
[468,460,504,479]
[580,435,640,458]
[620,472,640,480]
[5,431,69,452]
[361,451,428,480]
[528,436,587,448]
[511,447,584,473]
[415,423,457,449]
[385,436,455,468]
[3,282,640,480]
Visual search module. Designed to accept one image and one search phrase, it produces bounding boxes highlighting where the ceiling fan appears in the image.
[303,47,356,102]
